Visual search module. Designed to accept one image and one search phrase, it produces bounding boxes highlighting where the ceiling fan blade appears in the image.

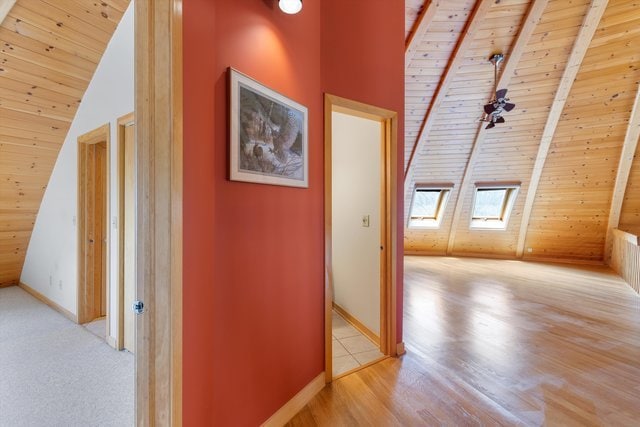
[485,122,495,129]
[503,102,516,112]
[496,88,508,100]
[496,116,505,124]
[484,103,496,114]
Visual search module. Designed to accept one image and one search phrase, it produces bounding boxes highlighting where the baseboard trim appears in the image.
[333,302,380,346]
[19,282,78,323]
[261,372,325,427]
[522,256,605,266]
[404,252,605,266]
[397,342,406,356]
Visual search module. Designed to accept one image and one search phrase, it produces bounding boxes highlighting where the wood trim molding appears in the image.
[604,82,640,261]
[116,112,135,351]
[135,0,183,424]
[446,0,550,254]
[333,302,380,346]
[404,0,494,183]
[260,373,325,427]
[78,123,111,145]
[0,0,16,26]
[405,0,438,70]
[515,0,610,257]
[118,112,135,126]
[324,94,399,383]
[19,281,78,323]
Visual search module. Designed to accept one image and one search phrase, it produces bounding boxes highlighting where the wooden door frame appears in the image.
[135,0,183,424]
[324,94,399,383]
[116,112,135,351]
[77,123,110,332]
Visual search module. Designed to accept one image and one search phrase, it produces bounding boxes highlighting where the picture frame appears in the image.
[229,68,309,188]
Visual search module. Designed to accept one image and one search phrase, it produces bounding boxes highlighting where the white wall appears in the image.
[21,4,134,341]
[331,111,382,335]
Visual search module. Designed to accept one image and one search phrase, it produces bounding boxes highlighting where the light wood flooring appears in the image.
[288,256,640,426]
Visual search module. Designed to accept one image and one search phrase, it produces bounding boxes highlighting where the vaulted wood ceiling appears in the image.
[405,0,640,263]
[0,0,130,286]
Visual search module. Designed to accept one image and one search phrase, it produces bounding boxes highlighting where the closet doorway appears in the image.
[324,94,399,381]
[77,124,110,330]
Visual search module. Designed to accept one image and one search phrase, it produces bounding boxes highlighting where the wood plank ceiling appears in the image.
[0,0,129,286]
[405,0,640,263]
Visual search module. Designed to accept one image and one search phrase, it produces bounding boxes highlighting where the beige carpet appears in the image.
[0,286,133,426]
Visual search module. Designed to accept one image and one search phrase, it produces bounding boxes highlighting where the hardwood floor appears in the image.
[288,256,640,426]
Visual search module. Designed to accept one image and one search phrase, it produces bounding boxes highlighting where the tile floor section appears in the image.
[332,309,384,377]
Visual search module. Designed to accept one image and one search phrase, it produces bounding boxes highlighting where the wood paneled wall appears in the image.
[0,0,129,285]
[405,0,640,263]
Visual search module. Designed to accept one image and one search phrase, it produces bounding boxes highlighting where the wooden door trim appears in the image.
[135,0,183,424]
[324,94,398,384]
[77,123,110,330]
[116,112,135,351]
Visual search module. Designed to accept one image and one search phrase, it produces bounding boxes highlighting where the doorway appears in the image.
[324,94,399,382]
[77,124,110,330]
[117,113,136,352]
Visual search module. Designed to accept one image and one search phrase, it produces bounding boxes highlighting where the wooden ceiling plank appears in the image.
[40,0,119,35]
[515,0,611,257]
[446,0,551,254]
[66,0,125,26]
[406,1,446,62]
[405,0,495,184]
[0,0,15,26]
[0,134,61,151]
[17,0,112,45]
[0,75,82,106]
[0,84,77,109]
[1,15,102,63]
[604,81,640,262]
[6,5,104,57]
[0,42,93,81]
[0,98,74,122]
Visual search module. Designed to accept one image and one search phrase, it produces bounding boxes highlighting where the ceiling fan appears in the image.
[480,53,516,129]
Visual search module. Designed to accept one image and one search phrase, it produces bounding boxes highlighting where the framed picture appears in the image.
[229,68,309,188]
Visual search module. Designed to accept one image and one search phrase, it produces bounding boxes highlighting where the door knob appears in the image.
[132,300,145,315]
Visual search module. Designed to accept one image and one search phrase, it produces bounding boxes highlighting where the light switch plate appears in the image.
[362,215,370,227]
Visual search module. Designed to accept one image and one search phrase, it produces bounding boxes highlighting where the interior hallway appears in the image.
[0,286,133,427]
[289,256,640,426]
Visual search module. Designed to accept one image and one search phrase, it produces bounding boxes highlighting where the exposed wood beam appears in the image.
[446,0,550,254]
[405,0,439,71]
[0,0,16,25]
[604,81,640,262]
[404,0,494,187]
[515,0,610,257]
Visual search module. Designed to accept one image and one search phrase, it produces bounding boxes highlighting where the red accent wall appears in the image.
[183,0,404,424]
[321,0,405,340]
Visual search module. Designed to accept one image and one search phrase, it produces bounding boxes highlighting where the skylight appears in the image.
[408,186,452,228]
[470,184,519,230]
